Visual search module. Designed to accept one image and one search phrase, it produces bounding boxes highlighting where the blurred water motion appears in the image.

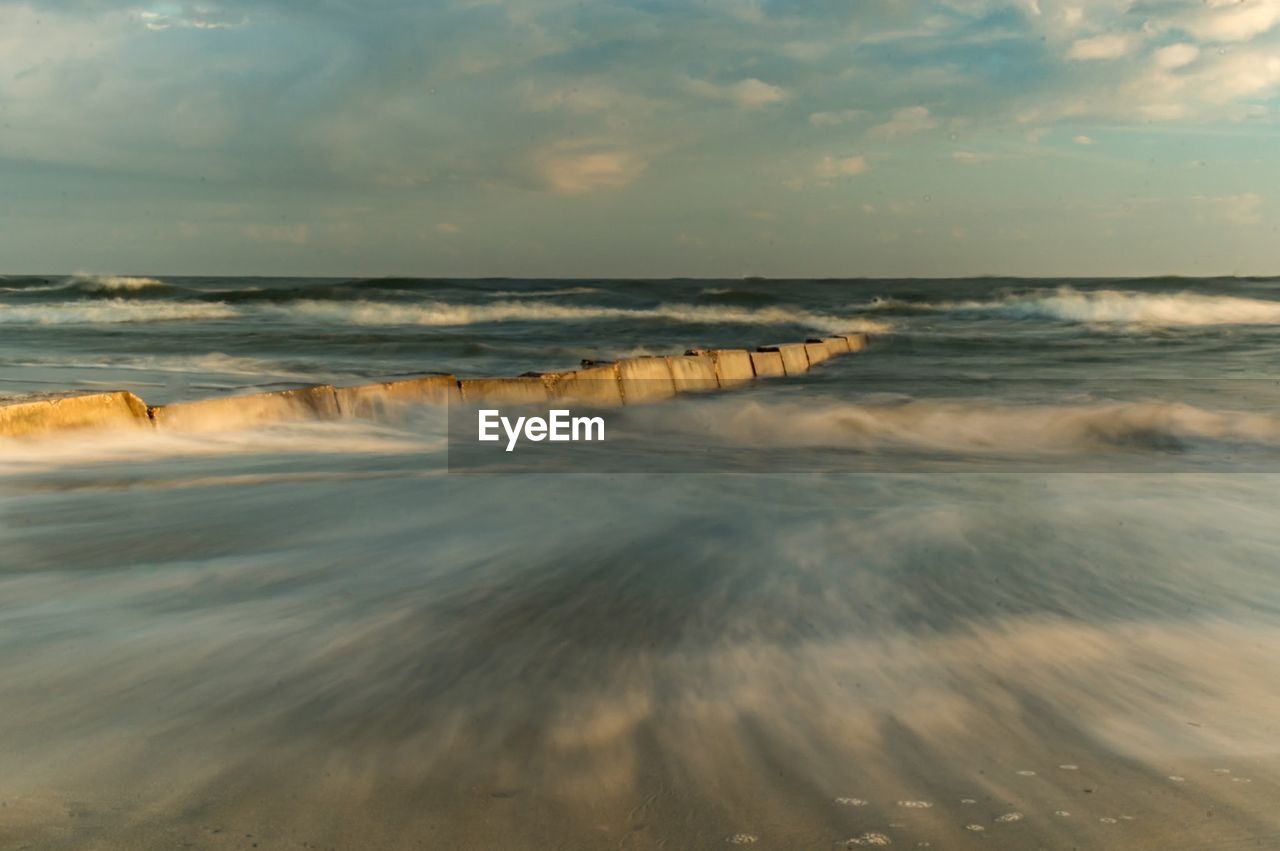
[3,276,1280,848]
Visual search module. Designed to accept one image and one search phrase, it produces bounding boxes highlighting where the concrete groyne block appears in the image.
[545,363,624,407]
[458,377,551,405]
[688,348,755,387]
[749,350,786,378]
[617,357,677,403]
[666,354,719,393]
[0,390,150,437]
[6,328,875,438]
[804,340,833,366]
[758,343,809,376]
[334,374,457,419]
[151,385,341,432]
[840,332,870,352]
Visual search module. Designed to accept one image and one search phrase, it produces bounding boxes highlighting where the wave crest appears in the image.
[0,300,236,324]
[272,300,890,333]
[952,287,1280,327]
[67,274,170,293]
[662,396,1280,455]
[488,287,601,298]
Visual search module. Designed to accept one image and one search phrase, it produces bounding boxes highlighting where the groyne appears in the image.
[1,333,870,437]
[0,391,150,438]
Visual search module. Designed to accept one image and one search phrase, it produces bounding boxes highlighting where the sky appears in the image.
[1,0,1278,278]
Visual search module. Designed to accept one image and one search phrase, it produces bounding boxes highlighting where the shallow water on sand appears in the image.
[3,276,1280,848]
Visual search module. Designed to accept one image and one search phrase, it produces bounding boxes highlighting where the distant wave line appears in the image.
[266,299,891,333]
[863,287,1280,327]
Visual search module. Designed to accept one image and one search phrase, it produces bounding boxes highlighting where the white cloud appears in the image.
[867,106,939,138]
[815,155,869,178]
[1189,50,1280,102]
[436,222,462,235]
[1073,134,1095,145]
[1153,43,1199,71]
[991,0,1280,122]
[534,141,646,194]
[1011,0,1280,124]
[952,150,995,163]
[787,154,870,189]
[140,6,246,30]
[809,109,864,128]
[1120,48,1280,120]
[1066,33,1136,61]
[1178,0,1280,43]
[1019,40,1280,125]
[689,77,788,108]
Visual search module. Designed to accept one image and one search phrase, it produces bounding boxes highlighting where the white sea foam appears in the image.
[67,274,169,293]
[488,287,601,297]
[648,396,1280,455]
[948,287,1280,327]
[0,300,235,324]
[0,417,436,477]
[268,299,889,333]
[151,352,304,377]
[0,352,308,379]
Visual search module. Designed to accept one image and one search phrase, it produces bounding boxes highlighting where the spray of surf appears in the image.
[646,396,1280,455]
[0,300,235,324]
[270,300,890,333]
[918,287,1280,327]
[66,274,172,293]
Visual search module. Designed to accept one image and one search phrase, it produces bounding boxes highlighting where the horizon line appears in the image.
[8,272,1280,282]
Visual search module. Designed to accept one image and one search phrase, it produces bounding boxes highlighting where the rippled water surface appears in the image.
[3,275,1280,849]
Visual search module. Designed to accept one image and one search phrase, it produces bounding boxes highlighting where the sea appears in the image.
[2,274,1279,849]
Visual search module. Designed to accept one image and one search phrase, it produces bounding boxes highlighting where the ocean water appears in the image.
[2,275,1280,849]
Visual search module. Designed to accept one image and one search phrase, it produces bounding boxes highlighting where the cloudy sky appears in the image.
[2,0,1278,277]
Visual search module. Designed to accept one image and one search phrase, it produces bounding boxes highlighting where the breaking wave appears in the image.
[1,275,179,299]
[66,274,171,293]
[0,300,236,324]
[0,352,310,379]
[925,287,1280,327]
[661,396,1280,455]
[269,300,890,333]
[0,417,436,477]
[0,276,58,291]
[487,287,602,297]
